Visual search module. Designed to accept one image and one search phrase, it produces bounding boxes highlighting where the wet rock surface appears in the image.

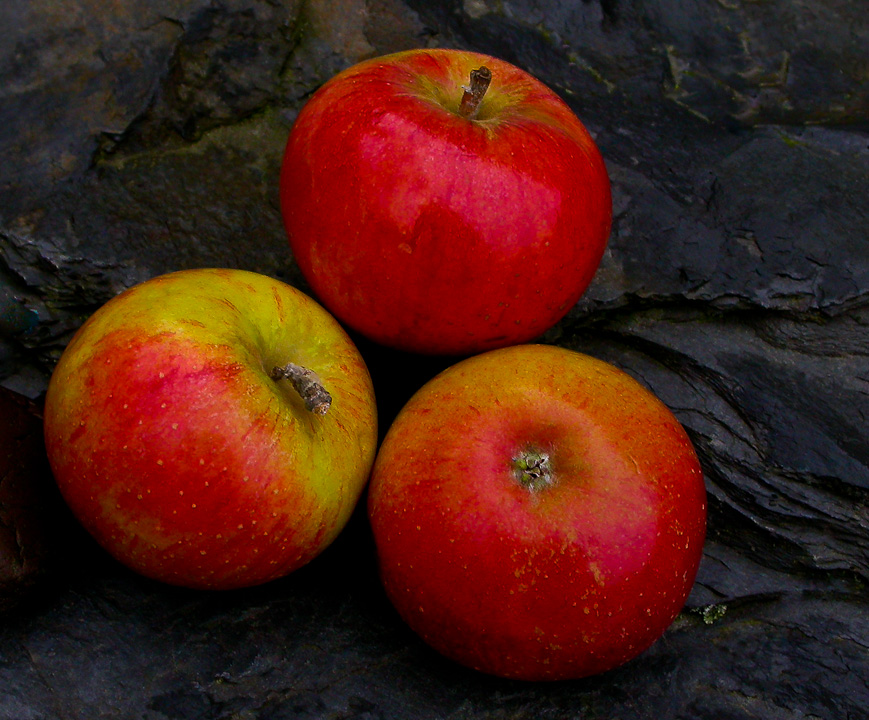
[1,1,866,718]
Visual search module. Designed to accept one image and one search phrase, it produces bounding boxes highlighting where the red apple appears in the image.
[367,344,706,680]
[280,49,611,355]
[43,269,378,590]
[0,387,69,612]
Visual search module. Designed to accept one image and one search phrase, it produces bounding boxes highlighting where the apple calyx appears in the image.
[512,448,553,492]
[458,66,492,120]
[270,362,332,415]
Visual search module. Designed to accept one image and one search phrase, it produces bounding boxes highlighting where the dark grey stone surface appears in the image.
[1,1,866,718]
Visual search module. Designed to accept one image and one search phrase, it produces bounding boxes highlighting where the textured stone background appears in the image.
[1,1,867,718]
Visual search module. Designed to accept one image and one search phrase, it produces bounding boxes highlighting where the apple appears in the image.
[43,269,378,590]
[280,49,611,355]
[367,344,706,680]
[0,387,69,612]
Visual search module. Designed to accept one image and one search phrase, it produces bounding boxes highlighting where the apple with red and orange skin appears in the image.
[43,269,378,590]
[280,48,611,355]
[367,344,706,681]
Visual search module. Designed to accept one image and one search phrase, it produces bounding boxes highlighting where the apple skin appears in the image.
[367,344,706,681]
[43,269,378,590]
[280,49,611,355]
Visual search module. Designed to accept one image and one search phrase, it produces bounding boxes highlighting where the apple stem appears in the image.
[270,363,332,415]
[458,66,492,120]
[513,449,553,492]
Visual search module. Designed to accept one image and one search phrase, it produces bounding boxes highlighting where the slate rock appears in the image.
[408,0,869,126]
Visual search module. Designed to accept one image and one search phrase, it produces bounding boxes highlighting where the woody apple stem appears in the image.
[270,363,332,415]
[458,66,492,120]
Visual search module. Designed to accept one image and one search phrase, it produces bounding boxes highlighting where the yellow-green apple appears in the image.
[280,49,611,355]
[368,344,706,680]
[43,269,378,590]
